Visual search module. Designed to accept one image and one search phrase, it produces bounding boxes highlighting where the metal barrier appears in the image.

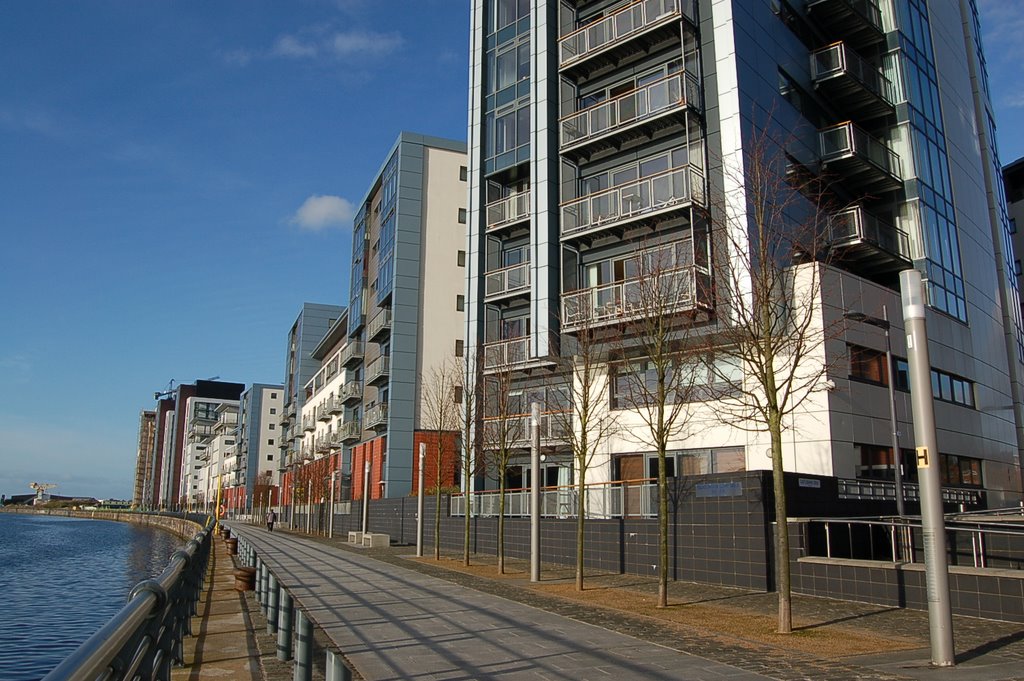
[451,479,661,519]
[42,514,214,681]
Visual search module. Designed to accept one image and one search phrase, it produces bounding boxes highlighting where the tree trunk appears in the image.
[658,450,668,608]
[770,411,792,634]
[576,480,586,591]
[434,481,442,561]
[463,466,471,566]
[497,475,506,574]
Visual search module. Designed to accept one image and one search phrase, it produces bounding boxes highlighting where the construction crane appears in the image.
[29,482,56,504]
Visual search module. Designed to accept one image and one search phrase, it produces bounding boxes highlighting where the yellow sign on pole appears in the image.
[916,446,930,469]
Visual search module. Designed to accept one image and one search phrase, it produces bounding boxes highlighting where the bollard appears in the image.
[326,650,352,681]
[294,609,313,681]
[261,565,270,616]
[255,558,263,603]
[267,574,279,635]
[277,592,294,661]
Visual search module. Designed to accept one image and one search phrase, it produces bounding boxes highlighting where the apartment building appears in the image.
[277,303,344,482]
[131,410,156,508]
[466,0,1023,507]
[181,398,238,508]
[229,383,284,511]
[342,132,468,499]
[1005,157,1024,302]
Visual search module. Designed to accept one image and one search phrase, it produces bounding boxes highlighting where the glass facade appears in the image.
[897,0,967,320]
[482,1,530,175]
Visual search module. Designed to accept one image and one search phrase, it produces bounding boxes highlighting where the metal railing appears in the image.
[561,72,701,150]
[367,309,392,340]
[365,403,389,429]
[451,478,662,519]
[42,514,213,681]
[484,261,531,300]
[340,380,362,403]
[819,121,902,180]
[486,191,530,231]
[339,341,364,367]
[828,205,910,260]
[366,355,390,384]
[807,0,884,34]
[559,0,692,68]
[561,264,709,329]
[561,165,705,239]
[481,411,571,449]
[339,420,361,442]
[838,477,983,506]
[811,41,896,105]
[482,336,530,369]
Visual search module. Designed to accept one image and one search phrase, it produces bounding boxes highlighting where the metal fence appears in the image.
[42,513,214,681]
[451,480,660,519]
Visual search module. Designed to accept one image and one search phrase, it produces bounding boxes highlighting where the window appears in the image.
[454,386,464,404]
[1010,218,1018,235]
[856,444,915,482]
[270,407,277,414]
[458,208,467,224]
[460,166,467,181]
[455,340,465,357]
[942,454,982,487]
[225,439,235,445]
[457,250,466,267]
[267,455,274,461]
[1015,260,1022,277]
[930,369,975,407]
[849,345,888,385]
[271,392,278,399]
[268,439,275,445]
[456,295,465,311]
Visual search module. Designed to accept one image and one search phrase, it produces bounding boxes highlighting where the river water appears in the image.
[0,513,183,681]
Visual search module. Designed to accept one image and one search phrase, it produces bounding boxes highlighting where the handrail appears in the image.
[42,514,214,681]
[559,0,693,67]
[485,261,531,298]
[811,41,895,106]
[819,121,902,180]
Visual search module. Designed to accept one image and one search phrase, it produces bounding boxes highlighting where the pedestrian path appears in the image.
[172,528,259,681]
[226,523,773,681]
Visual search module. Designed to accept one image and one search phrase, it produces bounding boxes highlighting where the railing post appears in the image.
[326,650,353,681]
[277,591,294,661]
[825,522,832,558]
[255,558,264,604]
[294,609,313,681]
[267,573,280,635]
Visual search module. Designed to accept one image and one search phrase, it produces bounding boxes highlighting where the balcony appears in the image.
[365,403,389,431]
[366,355,390,386]
[188,423,215,440]
[285,401,297,419]
[483,336,530,371]
[559,0,694,77]
[486,192,530,234]
[806,0,884,48]
[340,341,364,368]
[482,412,571,449]
[811,42,895,120]
[278,409,292,426]
[561,73,701,161]
[316,405,332,422]
[484,262,531,302]
[315,437,331,454]
[341,380,363,405]
[367,309,392,343]
[562,265,712,331]
[828,205,911,272]
[820,122,902,193]
[327,395,344,415]
[561,165,704,242]
[340,420,362,444]
[302,416,315,432]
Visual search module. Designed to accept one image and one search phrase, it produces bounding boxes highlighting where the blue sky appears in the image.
[0,1,1022,501]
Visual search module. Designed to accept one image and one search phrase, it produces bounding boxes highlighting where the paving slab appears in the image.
[227,523,773,681]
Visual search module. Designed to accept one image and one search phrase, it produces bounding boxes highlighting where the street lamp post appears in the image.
[845,306,906,517]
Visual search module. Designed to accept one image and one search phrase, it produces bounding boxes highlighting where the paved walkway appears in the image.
[227,523,774,681]
[172,529,260,681]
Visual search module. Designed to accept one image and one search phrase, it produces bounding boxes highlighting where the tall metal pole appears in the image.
[306,479,313,534]
[329,470,337,539]
[900,269,955,667]
[530,402,541,582]
[361,457,371,535]
[416,442,425,557]
[883,305,906,518]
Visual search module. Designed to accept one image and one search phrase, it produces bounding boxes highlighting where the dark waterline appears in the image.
[0,513,183,681]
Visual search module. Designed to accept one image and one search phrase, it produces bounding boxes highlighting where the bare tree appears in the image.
[480,359,521,574]
[607,242,708,607]
[707,124,836,634]
[457,351,485,566]
[553,320,618,591]
[421,361,462,560]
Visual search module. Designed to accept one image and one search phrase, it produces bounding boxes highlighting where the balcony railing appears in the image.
[820,122,902,189]
[315,438,330,454]
[327,395,344,414]
[561,72,701,153]
[340,380,362,404]
[451,478,663,519]
[561,165,704,240]
[316,405,332,422]
[561,265,710,330]
[339,341,364,368]
[366,355,390,386]
[486,191,530,232]
[367,309,392,342]
[806,0,884,47]
[328,431,344,448]
[828,206,911,263]
[482,411,571,449]
[366,403,389,430]
[340,420,362,443]
[559,0,692,70]
[483,336,530,370]
[302,416,315,432]
[811,42,896,116]
[484,262,531,301]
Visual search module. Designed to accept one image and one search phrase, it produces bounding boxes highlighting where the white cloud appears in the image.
[329,30,403,57]
[271,35,319,59]
[289,195,355,232]
[234,27,403,65]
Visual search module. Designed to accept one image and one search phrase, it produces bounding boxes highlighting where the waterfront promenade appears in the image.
[222,523,1024,681]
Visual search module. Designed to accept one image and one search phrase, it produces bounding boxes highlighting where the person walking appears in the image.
[266,509,277,532]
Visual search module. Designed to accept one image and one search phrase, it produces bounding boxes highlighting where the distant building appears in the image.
[132,410,156,508]
[228,383,284,511]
